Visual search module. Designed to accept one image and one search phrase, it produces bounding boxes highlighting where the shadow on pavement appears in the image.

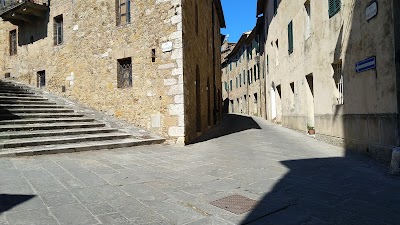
[188,114,261,144]
[0,194,36,213]
[240,157,400,225]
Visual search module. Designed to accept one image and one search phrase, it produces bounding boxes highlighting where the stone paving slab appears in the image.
[0,115,399,224]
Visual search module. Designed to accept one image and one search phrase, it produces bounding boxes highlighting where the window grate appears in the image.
[333,62,343,105]
[9,29,17,56]
[117,58,132,88]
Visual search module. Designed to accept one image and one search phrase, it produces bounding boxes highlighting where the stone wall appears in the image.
[263,0,397,162]
[222,29,266,118]
[0,0,185,143]
[182,0,222,143]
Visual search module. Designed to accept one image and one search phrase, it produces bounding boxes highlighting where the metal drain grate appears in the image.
[210,194,258,215]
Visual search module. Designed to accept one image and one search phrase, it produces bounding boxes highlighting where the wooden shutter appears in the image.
[288,21,293,54]
[126,0,131,24]
[115,0,120,26]
[329,0,341,17]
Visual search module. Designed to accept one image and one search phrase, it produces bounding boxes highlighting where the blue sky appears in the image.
[221,0,258,43]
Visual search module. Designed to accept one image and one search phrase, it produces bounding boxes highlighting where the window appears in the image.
[195,1,199,35]
[54,15,63,46]
[333,61,343,105]
[230,63,232,71]
[304,0,311,39]
[254,65,257,81]
[236,77,238,88]
[151,49,156,62]
[117,57,132,88]
[288,21,293,54]
[224,82,228,91]
[274,0,278,15]
[9,29,17,56]
[239,74,242,87]
[250,69,253,84]
[243,70,246,84]
[267,55,269,74]
[116,0,131,26]
[328,0,341,18]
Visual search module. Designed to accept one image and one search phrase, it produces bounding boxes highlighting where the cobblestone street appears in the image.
[1,115,399,225]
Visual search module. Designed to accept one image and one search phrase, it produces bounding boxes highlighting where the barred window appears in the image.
[9,29,17,56]
[333,61,343,105]
[116,0,131,26]
[54,15,63,46]
[117,57,132,88]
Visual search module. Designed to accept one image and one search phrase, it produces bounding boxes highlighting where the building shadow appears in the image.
[0,194,36,213]
[0,107,21,121]
[240,156,400,225]
[187,114,261,144]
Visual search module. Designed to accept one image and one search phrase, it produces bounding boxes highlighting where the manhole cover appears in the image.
[210,194,258,215]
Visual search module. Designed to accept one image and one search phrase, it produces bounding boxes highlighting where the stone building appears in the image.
[221,20,266,118]
[257,0,400,163]
[221,36,235,62]
[0,0,225,144]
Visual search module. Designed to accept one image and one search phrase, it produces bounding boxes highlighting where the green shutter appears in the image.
[288,21,293,54]
[328,0,341,18]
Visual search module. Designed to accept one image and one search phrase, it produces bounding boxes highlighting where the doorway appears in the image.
[306,74,315,129]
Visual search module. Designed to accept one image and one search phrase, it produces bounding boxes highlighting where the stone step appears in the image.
[0,100,55,105]
[0,117,95,125]
[0,91,35,96]
[0,85,27,90]
[2,108,74,113]
[0,96,48,101]
[0,88,31,93]
[0,104,65,108]
[0,127,119,139]
[0,113,84,120]
[0,138,164,157]
[0,122,105,132]
[0,133,132,148]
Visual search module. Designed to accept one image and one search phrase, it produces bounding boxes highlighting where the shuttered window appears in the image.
[328,0,341,18]
[288,21,293,54]
[273,0,278,15]
[116,0,131,26]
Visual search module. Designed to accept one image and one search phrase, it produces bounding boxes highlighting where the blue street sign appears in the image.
[356,56,376,73]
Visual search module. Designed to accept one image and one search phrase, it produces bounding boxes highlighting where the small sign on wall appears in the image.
[366,1,378,21]
[162,42,173,52]
[356,56,376,73]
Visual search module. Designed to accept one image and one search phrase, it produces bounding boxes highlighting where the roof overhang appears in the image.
[256,0,266,17]
[214,0,226,28]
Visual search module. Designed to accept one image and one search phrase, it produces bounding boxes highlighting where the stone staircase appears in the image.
[0,80,164,157]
